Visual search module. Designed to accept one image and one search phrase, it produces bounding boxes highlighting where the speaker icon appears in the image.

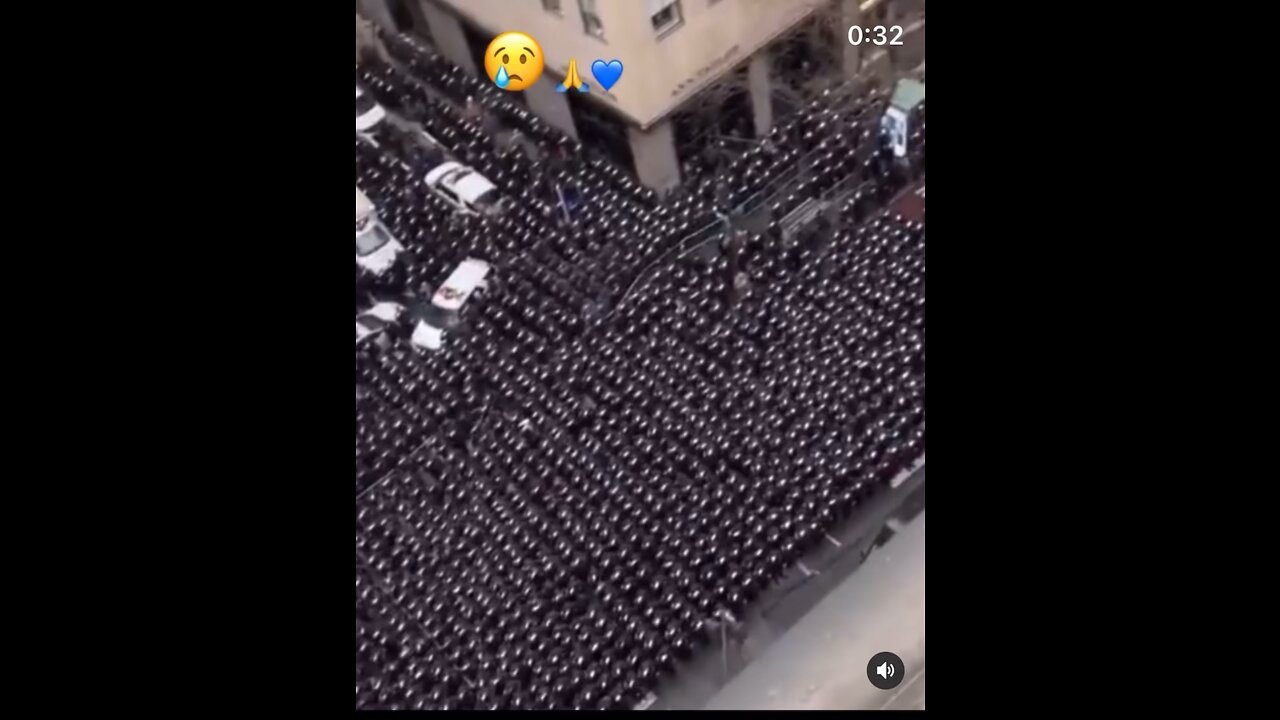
[867,651,904,689]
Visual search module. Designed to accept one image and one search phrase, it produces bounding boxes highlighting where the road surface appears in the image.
[702,511,926,710]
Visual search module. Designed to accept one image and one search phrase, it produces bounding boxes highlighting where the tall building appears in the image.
[357,0,924,191]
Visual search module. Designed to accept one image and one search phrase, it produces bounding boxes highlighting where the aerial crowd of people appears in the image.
[356,26,925,711]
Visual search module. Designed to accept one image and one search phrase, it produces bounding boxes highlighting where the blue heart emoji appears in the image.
[590,59,624,91]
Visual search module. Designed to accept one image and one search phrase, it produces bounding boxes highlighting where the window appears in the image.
[358,315,387,334]
[355,91,379,116]
[649,0,683,35]
[471,188,501,214]
[356,223,393,257]
[541,0,562,13]
[414,302,456,332]
[388,0,414,32]
[579,0,605,39]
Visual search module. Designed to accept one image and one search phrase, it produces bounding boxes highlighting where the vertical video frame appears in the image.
[357,0,925,710]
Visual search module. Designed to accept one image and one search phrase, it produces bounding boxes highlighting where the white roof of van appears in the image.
[432,259,491,311]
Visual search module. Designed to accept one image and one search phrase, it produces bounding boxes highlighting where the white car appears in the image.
[411,259,492,351]
[356,85,387,133]
[356,187,403,276]
[356,302,406,347]
[425,162,502,216]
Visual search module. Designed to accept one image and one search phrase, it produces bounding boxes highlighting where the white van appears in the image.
[356,85,387,133]
[410,259,492,351]
[355,188,404,275]
[425,162,502,216]
[356,301,406,351]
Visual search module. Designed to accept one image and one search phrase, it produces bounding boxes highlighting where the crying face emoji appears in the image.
[484,32,545,92]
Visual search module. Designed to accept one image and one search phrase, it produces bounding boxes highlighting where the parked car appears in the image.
[355,187,403,276]
[425,162,502,216]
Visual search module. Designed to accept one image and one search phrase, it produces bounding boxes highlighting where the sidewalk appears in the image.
[703,511,926,710]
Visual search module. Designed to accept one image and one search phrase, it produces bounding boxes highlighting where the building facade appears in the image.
[358,0,924,191]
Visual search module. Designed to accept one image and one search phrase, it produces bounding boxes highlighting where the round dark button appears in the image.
[867,651,905,689]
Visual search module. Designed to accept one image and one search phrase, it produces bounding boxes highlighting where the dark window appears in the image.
[356,90,379,116]
[580,0,605,39]
[649,0,682,35]
[388,0,414,32]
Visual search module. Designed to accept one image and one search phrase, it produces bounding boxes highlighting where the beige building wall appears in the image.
[434,0,825,129]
